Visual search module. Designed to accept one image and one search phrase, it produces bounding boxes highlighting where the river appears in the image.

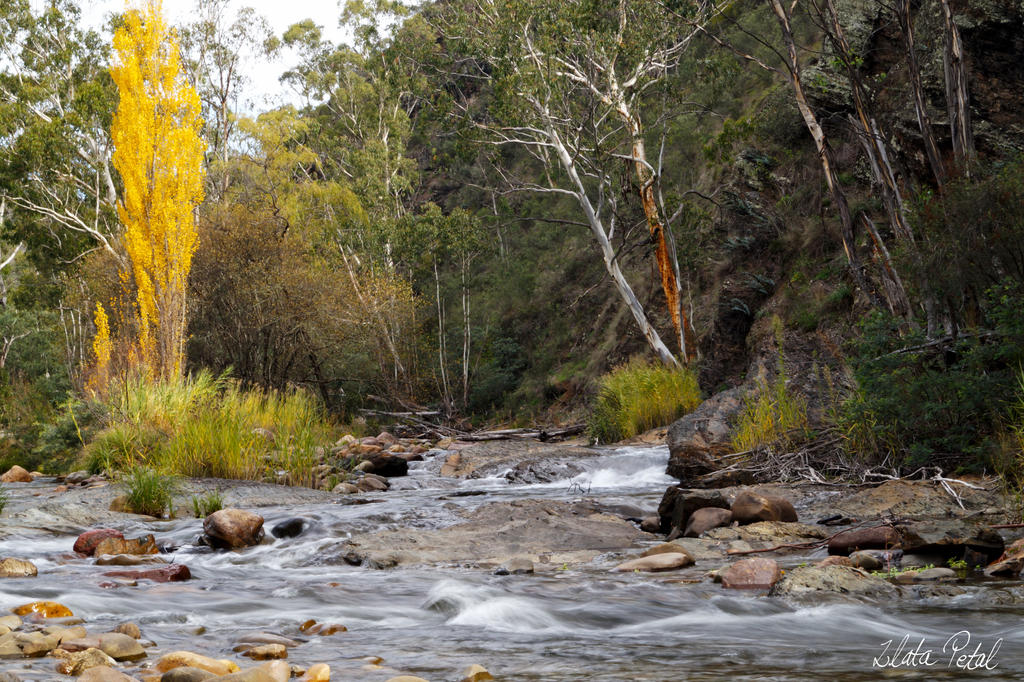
[1,445,1021,680]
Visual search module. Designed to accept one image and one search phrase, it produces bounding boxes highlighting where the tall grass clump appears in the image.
[589,358,701,443]
[732,317,809,452]
[0,484,7,515]
[81,369,331,486]
[122,465,178,517]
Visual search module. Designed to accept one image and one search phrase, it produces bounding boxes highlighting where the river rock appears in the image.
[665,387,744,482]
[236,633,301,648]
[639,516,661,533]
[216,669,277,682]
[360,455,408,478]
[102,564,191,582]
[385,678,430,682]
[97,632,146,661]
[0,558,37,577]
[684,507,733,537]
[203,509,265,549]
[849,549,901,571]
[242,644,287,660]
[730,491,797,524]
[156,651,240,676]
[657,488,730,537]
[770,565,901,599]
[271,518,306,538]
[461,664,494,682]
[0,465,32,482]
[54,647,117,674]
[75,529,125,556]
[899,519,1004,562]
[721,557,781,589]
[299,663,330,681]
[332,482,359,494]
[494,557,535,575]
[355,476,388,492]
[113,622,141,639]
[94,534,159,556]
[160,666,218,682]
[258,661,291,682]
[0,673,20,682]
[14,631,58,656]
[827,525,902,554]
[13,601,72,618]
[79,666,141,682]
[817,555,853,567]
[985,537,1024,577]
[613,552,694,572]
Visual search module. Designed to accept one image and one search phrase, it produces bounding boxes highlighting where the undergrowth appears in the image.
[732,316,809,452]
[82,369,331,486]
[190,490,224,518]
[589,358,701,443]
[122,466,178,517]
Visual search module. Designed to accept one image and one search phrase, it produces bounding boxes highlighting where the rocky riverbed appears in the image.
[1,440,1023,680]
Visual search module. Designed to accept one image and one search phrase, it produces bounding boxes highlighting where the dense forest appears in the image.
[0,0,1022,484]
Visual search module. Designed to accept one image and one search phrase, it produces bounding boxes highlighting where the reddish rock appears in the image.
[730,491,798,524]
[985,537,1024,577]
[720,558,782,590]
[75,530,125,556]
[684,507,732,537]
[1,464,33,482]
[93,535,158,557]
[102,564,191,583]
[827,525,902,555]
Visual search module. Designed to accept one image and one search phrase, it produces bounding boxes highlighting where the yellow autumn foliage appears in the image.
[89,301,112,394]
[111,0,205,380]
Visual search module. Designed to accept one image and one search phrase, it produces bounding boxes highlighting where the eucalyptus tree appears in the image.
[428,0,722,365]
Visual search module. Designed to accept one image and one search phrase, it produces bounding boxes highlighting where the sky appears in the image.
[75,0,353,112]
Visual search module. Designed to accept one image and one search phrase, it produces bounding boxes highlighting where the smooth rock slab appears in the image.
[770,565,901,599]
[720,558,781,590]
[613,552,695,572]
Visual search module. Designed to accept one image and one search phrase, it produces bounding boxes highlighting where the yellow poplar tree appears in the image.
[111,0,205,380]
[89,302,112,393]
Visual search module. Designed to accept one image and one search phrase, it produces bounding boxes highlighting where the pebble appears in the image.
[114,622,142,639]
[462,664,494,681]
[242,644,287,660]
[156,651,240,676]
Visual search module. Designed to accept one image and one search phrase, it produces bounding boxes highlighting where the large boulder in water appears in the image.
[665,388,744,482]
[357,455,408,477]
[74,529,125,556]
[1,465,33,483]
[203,509,265,549]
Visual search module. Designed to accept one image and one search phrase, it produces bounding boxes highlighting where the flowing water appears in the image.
[1,446,1022,680]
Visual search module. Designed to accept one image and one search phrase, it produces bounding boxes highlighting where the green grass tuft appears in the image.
[122,466,178,517]
[0,484,7,515]
[589,358,702,443]
[190,490,224,518]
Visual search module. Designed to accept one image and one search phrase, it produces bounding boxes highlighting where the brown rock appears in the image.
[355,476,388,493]
[440,452,461,477]
[770,565,901,598]
[639,516,661,533]
[816,555,853,567]
[657,488,730,537]
[94,535,159,557]
[0,465,32,483]
[54,647,117,674]
[74,529,125,556]
[155,651,240,676]
[613,552,694,572]
[96,554,167,566]
[730,491,797,524]
[359,455,408,478]
[159,666,219,682]
[102,564,191,582]
[0,558,37,577]
[720,558,782,590]
[299,664,330,682]
[113,622,142,639]
[242,644,287,660]
[203,509,265,549]
[827,525,902,554]
[461,664,494,682]
[216,669,277,682]
[684,507,732,537]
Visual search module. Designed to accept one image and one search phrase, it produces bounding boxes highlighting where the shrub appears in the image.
[122,466,178,517]
[841,283,1024,471]
[589,358,701,443]
[190,491,224,518]
[81,369,332,486]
